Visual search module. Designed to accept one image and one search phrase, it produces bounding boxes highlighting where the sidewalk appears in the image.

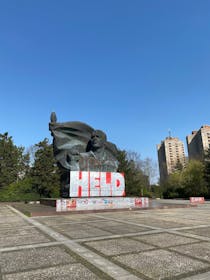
[1,202,210,279]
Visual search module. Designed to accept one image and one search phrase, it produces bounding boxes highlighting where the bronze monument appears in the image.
[49,112,119,197]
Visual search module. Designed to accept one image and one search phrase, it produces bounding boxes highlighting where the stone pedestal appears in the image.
[40,197,149,212]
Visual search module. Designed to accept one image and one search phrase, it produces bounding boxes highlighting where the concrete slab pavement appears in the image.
[1,202,210,279]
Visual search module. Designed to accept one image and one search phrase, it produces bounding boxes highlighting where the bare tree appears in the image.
[26,145,38,166]
[141,157,158,185]
[126,150,142,170]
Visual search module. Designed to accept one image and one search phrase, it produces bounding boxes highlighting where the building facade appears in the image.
[157,137,186,183]
[186,125,210,160]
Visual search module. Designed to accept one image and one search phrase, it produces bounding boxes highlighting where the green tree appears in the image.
[162,171,182,198]
[182,160,207,197]
[174,160,184,172]
[0,132,29,189]
[30,139,60,197]
[162,160,207,198]
[204,148,210,197]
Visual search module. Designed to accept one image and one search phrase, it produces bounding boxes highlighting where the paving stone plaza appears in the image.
[1,201,210,279]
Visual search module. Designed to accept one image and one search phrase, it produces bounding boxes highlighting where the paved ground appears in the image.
[1,201,210,279]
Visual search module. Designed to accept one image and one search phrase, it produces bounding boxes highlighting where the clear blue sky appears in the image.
[0,0,210,165]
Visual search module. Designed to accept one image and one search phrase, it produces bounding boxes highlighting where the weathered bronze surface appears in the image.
[49,112,119,197]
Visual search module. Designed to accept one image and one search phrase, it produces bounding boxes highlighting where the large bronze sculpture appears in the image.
[49,112,119,197]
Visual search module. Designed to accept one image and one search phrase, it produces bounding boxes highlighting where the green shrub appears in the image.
[0,178,40,202]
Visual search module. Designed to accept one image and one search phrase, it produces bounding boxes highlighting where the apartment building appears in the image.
[186,125,210,160]
[157,136,186,183]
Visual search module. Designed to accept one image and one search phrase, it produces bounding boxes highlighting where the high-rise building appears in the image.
[186,125,210,160]
[157,137,186,183]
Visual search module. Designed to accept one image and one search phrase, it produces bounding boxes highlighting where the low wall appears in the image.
[55,197,149,212]
[40,198,57,207]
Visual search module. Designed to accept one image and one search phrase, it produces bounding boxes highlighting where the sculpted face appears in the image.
[90,130,107,150]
